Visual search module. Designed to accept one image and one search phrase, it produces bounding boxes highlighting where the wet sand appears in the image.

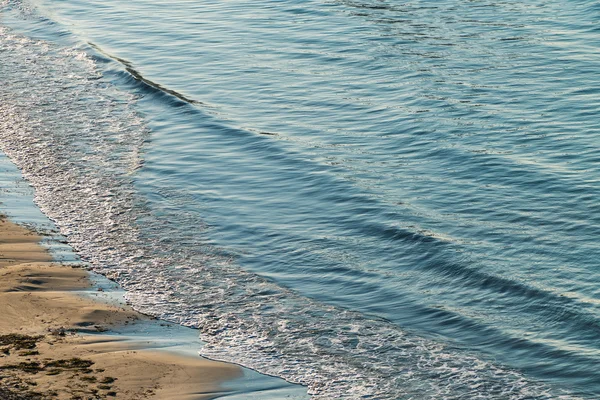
[0,215,241,399]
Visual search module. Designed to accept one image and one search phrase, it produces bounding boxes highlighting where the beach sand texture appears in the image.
[0,215,241,399]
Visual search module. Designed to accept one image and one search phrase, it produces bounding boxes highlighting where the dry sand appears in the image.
[0,215,241,399]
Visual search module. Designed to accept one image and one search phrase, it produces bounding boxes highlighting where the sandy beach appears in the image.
[0,215,241,399]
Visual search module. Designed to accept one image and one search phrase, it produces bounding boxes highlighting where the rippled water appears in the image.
[1,0,599,398]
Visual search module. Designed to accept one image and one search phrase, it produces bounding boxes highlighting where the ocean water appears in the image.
[1,0,599,398]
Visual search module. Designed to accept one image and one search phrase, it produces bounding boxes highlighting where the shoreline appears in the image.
[0,215,242,399]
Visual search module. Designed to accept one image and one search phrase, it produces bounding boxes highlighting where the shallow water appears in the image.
[1,0,599,398]
[0,152,308,399]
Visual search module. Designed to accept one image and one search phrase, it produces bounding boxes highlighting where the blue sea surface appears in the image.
[1,0,599,398]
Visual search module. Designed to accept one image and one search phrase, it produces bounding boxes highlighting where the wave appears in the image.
[88,42,204,107]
